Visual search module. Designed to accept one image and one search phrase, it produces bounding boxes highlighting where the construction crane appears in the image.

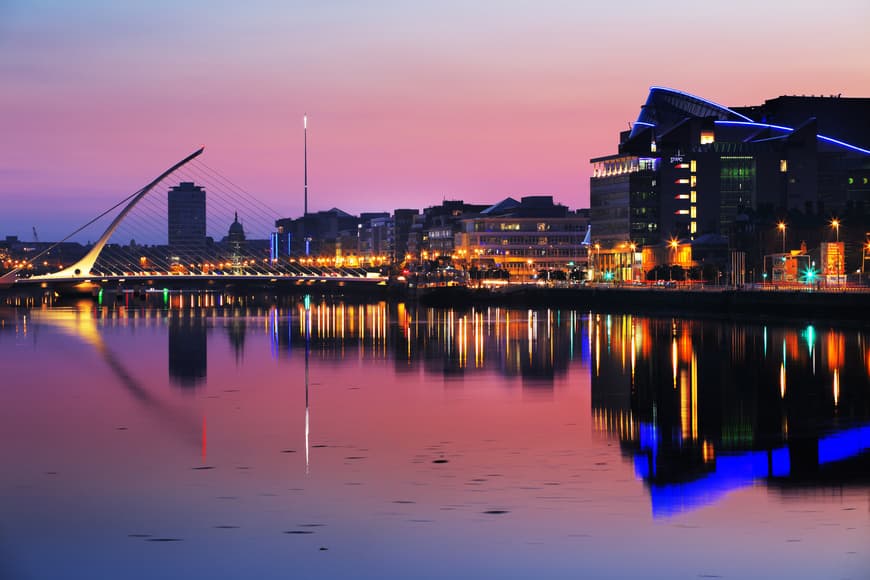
[32,226,39,243]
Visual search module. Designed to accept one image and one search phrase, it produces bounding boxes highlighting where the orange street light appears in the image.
[777,221,787,253]
[830,218,840,242]
[668,239,679,282]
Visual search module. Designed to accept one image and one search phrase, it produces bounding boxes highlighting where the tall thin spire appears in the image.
[303,113,308,216]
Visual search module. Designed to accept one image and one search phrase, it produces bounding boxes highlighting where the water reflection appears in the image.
[590,315,870,516]
[3,297,868,523]
[168,315,208,388]
[266,300,582,385]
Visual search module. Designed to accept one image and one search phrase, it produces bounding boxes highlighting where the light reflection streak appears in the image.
[780,362,786,398]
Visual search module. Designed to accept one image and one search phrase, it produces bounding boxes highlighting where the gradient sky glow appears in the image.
[2,0,870,239]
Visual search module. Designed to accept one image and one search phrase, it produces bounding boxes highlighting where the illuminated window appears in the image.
[690,191,697,203]
[690,175,697,187]
[676,210,690,215]
[676,179,690,184]
[675,163,690,169]
[536,223,549,231]
[700,131,714,145]
[780,159,788,173]
[690,221,697,233]
[651,141,657,153]
[690,160,697,172]
[690,207,697,218]
[676,194,690,200]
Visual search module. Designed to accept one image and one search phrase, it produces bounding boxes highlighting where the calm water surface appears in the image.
[0,297,867,579]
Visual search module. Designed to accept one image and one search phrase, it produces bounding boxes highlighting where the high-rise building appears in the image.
[168,182,207,252]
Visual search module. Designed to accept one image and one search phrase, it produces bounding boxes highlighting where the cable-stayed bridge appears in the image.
[1,148,387,293]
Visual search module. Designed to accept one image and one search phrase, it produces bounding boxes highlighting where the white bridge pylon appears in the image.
[1,147,386,288]
[47,147,206,280]
[0,148,204,287]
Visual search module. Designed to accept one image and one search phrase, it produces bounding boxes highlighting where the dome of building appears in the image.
[228,212,245,242]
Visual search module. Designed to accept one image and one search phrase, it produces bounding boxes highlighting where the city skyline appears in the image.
[2,0,870,240]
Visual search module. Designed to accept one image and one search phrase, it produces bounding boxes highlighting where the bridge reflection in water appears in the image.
[13,296,870,518]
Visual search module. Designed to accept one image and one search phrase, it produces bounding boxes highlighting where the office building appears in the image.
[168,181,207,251]
[590,87,870,278]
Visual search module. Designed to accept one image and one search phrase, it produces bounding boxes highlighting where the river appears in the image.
[0,296,867,579]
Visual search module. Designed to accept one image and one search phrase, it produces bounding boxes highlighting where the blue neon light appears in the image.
[714,120,794,133]
[817,134,870,156]
[715,121,870,156]
[634,454,650,479]
[270,308,279,357]
[818,425,870,465]
[649,86,754,122]
[633,121,656,127]
[638,423,869,518]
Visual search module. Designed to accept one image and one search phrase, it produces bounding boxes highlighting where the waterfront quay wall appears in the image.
[415,286,870,322]
[5,278,867,323]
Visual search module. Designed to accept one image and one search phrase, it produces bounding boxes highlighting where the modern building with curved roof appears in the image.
[590,86,870,280]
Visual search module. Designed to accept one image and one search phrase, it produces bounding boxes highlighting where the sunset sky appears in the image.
[2,0,869,240]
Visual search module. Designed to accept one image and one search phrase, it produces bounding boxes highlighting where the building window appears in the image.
[690,191,697,203]
[690,207,697,218]
[690,175,697,187]
[700,131,714,145]
[780,160,788,173]
[690,160,697,173]
[536,223,549,231]
[690,221,697,234]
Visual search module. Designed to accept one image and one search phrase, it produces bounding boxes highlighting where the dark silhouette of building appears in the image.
[227,211,246,272]
[226,318,246,363]
[168,315,207,388]
[393,209,419,263]
[274,208,358,257]
[168,182,207,253]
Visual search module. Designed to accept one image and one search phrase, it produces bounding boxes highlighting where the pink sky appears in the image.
[2,0,870,239]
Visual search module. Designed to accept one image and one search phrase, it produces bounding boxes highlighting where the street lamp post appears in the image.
[777,221,787,253]
[668,239,679,282]
[831,218,841,285]
[629,242,637,282]
[593,243,600,282]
